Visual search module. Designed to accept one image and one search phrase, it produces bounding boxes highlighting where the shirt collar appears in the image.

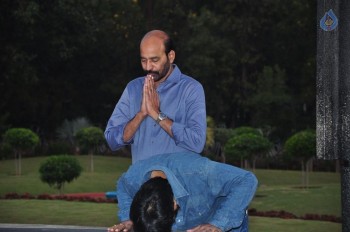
[165,64,181,84]
[144,165,189,200]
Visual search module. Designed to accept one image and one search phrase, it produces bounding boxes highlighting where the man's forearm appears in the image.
[123,112,146,142]
[158,117,174,137]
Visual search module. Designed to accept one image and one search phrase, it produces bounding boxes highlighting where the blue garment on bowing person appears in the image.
[116,152,258,231]
[104,65,207,163]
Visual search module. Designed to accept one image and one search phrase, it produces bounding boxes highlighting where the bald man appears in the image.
[105,30,207,163]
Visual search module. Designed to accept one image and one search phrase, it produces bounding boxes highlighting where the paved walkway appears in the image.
[0,224,107,232]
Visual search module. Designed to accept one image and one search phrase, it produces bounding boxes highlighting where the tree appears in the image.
[39,155,82,195]
[75,126,105,172]
[56,117,92,153]
[247,65,293,140]
[232,126,262,137]
[3,128,40,175]
[224,132,272,170]
[205,116,215,151]
[284,130,316,188]
[0,0,317,148]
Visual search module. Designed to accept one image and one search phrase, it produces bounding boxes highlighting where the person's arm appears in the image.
[106,173,135,232]
[115,174,134,222]
[105,85,144,151]
[205,162,258,231]
[170,82,207,153]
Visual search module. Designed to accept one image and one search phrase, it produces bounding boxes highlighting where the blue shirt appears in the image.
[105,65,207,163]
[116,152,258,231]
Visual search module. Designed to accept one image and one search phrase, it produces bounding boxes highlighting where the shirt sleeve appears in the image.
[104,87,134,151]
[116,174,133,222]
[205,162,258,231]
[171,82,207,153]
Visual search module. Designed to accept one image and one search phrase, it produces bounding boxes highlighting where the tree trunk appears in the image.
[252,156,257,172]
[14,151,18,176]
[89,150,94,172]
[18,153,22,176]
[301,160,305,187]
[306,159,310,188]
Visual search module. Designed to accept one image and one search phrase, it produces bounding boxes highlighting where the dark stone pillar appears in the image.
[317,0,350,231]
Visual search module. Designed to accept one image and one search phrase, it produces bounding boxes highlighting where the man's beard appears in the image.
[146,59,171,82]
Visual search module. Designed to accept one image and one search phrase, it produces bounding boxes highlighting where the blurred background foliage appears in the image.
[0,0,316,166]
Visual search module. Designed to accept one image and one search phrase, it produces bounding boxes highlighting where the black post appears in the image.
[317,0,350,231]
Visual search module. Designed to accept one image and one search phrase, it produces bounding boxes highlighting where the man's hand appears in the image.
[186,224,222,232]
[107,220,133,232]
[142,75,160,120]
[122,75,160,142]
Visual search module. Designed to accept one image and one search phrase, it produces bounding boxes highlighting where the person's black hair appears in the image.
[164,37,175,55]
[130,177,176,232]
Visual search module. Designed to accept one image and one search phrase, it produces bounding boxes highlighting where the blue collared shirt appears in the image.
[116,152,258,231]
[104,65,207,163]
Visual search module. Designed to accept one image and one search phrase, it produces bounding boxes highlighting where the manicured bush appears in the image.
[75,126,105,172]
[3,128,40,175]
[284,130,316,187]
[39,155,82,195]
[232,126,261,137]
[284,130,316,161]
[224,133,272,169]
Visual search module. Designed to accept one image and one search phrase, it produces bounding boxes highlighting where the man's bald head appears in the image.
[141,30,174,55]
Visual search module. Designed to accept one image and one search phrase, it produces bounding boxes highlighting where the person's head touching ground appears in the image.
[107,152,258,232]
[130,177,177,232]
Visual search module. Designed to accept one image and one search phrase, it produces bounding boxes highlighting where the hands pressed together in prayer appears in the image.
[141,74,160,120]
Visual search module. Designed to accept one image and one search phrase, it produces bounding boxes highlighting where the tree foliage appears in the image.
[75,126,105,172]
[39,155,82,194]
[0,0,316,144]
[3,128,40,151]
[3,128,40,175]
[56,117,92,148]
[284,130,316,187]
[284,130,316,161]
[232,126,262,137]
[224,132,272,169]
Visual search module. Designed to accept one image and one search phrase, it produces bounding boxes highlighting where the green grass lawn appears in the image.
[0,155,131,195]
[0,155,342,232]
[0,200,341,232]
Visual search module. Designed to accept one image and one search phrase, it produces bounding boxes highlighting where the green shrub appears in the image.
[284,130,316,161]
[284,130,316,187]
[3,128,40,175]
[3,128,40,152]
[224,133,272,168]
[75,127,105,172]
[75,127,105,152]
[232,126,261,137]
[39,155,82,195]
[214,128,235,145]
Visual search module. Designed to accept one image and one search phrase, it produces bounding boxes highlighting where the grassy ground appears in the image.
[251,169,341,217]
[0,155,342,231]
[0,155,131,195]
[0,200,342,232]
